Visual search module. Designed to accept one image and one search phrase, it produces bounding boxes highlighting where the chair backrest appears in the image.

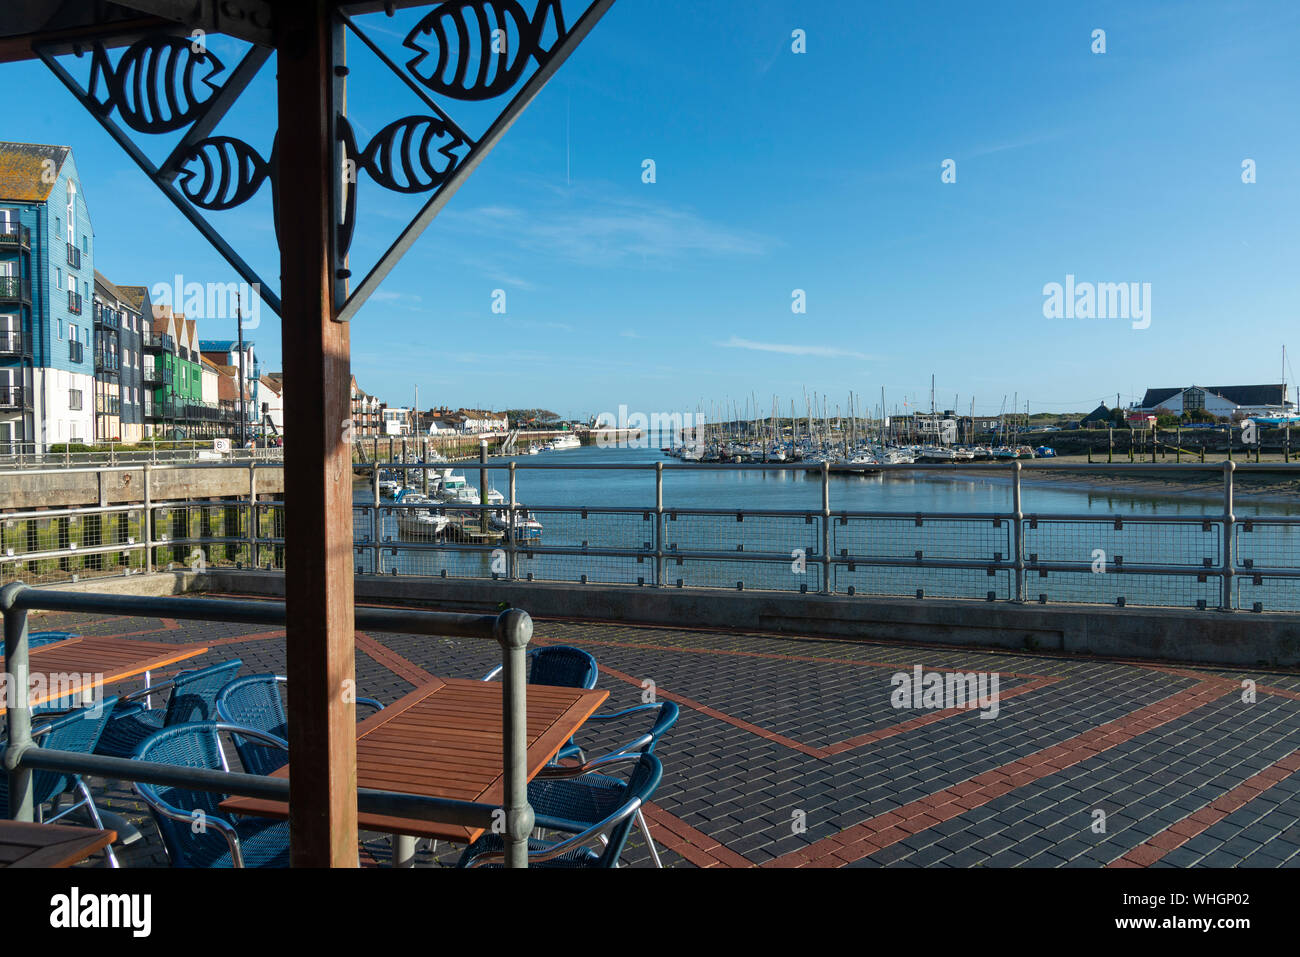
[0,696,119,816]
[28,631,77,648]
[529,646,598,689]
[163,659,242,726]
[593,753,662,867]
[134,721,234,866]
[644,701,679,755]
[215,674,288,776]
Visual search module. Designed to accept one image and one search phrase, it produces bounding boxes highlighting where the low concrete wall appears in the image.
[197,570,1300,669]
[0,465,284,510]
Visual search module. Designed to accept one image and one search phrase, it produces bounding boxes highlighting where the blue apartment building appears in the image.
[0,141,95,451]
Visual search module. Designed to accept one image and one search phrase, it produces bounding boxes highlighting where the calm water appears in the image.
[362,443,1295,516]
[351,445,1300,609]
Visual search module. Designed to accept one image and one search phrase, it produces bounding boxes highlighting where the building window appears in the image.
[69,389,82,410]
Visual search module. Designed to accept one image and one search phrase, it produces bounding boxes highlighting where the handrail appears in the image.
[0,583,535,868]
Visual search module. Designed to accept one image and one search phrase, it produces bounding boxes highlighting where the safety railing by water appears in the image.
[5,459,1300,612]
[353,459,1300,613]
[0,584,536,868]
[0,441,283,469]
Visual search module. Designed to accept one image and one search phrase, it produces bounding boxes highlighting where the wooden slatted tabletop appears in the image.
[1,636,210,712]
[222,677,609,843]
[0,820,117,868]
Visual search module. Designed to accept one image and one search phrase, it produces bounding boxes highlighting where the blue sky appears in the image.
[5,0,1300,419]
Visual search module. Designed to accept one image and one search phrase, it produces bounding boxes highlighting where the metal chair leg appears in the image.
[637,808,663,868]
[77,781,120,868]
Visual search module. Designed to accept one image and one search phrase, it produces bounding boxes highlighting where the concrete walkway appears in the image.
[25,602,1300,868]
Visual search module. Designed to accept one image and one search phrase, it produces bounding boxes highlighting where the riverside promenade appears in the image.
[29,600,1300,868]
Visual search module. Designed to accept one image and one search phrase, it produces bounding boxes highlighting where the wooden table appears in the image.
[1,635,211,713]
[0,820,117,868]
[222,677,608,864]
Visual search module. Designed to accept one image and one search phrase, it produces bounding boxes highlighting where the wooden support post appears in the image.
[276,1,358,867]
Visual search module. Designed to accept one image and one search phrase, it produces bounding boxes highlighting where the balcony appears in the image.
[67,242,81,270]
[68,340,84,364]
[0,276,31,303]
[143,365,171,385]
[67,290,83,315]
[0,329,24,356]
[0,221,29,248]
[0,385,28,410]
[144,397,175,420]
[94,306,120,330]
[96,394,121,415]
[95,349,119,375]
[143,332,174,352]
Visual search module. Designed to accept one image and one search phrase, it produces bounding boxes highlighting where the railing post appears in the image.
[494,609,534,868]
[479,440,489,535]
[507,461,517,581]
[1222,460,1235,611]
[820,461,831,594]
[143,463,153,574]
[371,463,381,575]
[1012,461,1025,602]
[247,463,257,569]
[654,461,664,587]
[2,584,35,822]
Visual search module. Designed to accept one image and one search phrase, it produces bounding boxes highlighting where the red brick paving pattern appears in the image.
[24,606,1300,868]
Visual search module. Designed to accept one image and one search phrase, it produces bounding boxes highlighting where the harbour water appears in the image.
[352,444,1300,610]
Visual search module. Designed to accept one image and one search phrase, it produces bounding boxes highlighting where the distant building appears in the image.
[349,376,381,437]
[457,409,508,433]
[1133,384,1294,419]
[0,141,96,450]
[1080,404,1112,428]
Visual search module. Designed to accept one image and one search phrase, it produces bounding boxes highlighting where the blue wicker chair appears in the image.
[0,697,122,867]
[133,721,291,868]
[530,701,678,866]
[27,630,77,648]
[95,660,242,762]
[456,753,662,868]
[482,645,598,761]
[215,674,383,776]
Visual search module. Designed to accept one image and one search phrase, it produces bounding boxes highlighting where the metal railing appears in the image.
[66,242,81,269]
[0,385,28,410]
[1,584,536,867]
[348,459,1300,613]
[0,330,22,355]
[0,222,30,247]
[5,459,1300,612]
[0,276,31,301]
[68,339,83,363]
[142,332,173,352]
[0,442,282,469]
[67,290,83,315]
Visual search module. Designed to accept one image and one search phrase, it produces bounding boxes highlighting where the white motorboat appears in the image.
[436,469,505,506]
[392,490,451,537]
[549,434,581,450]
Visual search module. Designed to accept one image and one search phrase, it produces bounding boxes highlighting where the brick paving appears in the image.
[17,603,1300,868]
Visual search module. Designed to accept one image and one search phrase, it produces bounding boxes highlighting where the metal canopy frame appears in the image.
[24,0,615,322]
[0,0,617,867]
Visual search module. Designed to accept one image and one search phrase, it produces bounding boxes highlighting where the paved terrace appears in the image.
[26,600,1300,868]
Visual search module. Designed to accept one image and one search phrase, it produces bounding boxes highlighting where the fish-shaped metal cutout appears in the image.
[403,0,566,100]
[354,115,469,193]
[87,37,225,134]
[177,137,272,211]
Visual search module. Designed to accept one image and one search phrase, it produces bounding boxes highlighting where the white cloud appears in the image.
[717,336,878,360]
